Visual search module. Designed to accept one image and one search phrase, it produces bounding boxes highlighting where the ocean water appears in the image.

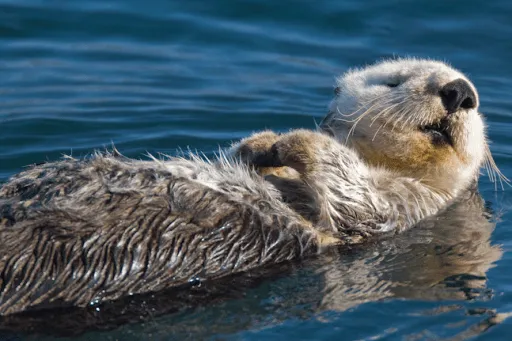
[2,0,512,340]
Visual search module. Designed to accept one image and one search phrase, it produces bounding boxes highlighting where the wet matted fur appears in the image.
[0,58,506,317]
[0,153,328,315]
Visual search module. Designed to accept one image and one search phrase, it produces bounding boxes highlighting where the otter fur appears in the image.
[0,58,505,316]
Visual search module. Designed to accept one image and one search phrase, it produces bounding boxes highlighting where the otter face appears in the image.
[320,58,489,195]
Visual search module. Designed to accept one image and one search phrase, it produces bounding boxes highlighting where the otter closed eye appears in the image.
[386,81,400,88]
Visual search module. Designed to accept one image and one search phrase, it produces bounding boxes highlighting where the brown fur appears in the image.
[233,130,332,224]
[351,132,457,177]
[234,129,330,177]
[0,154,341,315]
[235,130,300,179]
[0,58,496,320]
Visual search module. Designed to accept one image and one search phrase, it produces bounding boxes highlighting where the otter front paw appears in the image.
[231,129,334,178]
[259,129,332,175]
[230,131,299,178]
[231,130,281,165]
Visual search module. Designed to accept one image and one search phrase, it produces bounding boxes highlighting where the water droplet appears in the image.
[188,276,202,287]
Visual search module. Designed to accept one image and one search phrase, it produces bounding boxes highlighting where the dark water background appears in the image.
[2,0,512,340]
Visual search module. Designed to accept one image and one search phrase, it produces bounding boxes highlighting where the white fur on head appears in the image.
[321,58,489,196]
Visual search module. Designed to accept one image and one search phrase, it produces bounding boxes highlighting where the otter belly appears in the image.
[0,154,320,315]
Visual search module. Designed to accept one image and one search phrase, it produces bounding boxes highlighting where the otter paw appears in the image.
[256,129,332,175]
[231,130,281,165]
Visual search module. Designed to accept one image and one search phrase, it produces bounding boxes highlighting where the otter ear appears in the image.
[334,87,341,95]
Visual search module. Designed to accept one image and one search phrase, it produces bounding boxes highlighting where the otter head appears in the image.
[320,58,503,196]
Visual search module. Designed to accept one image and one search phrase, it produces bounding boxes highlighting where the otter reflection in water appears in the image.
[0,58,506,321]
[0,188,502,338]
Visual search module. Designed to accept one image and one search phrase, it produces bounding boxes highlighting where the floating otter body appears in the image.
[0,58,504,316]
[0,188,502,337]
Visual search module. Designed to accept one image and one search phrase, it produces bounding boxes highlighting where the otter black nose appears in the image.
[440,79,477,114]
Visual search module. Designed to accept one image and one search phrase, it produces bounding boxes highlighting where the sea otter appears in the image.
[0,58,504,316]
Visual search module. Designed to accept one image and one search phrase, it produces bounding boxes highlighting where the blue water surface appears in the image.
[2,0,512,340]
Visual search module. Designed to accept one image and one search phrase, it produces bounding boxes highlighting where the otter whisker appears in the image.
[484,144,510,190]
[346,96,407,142]
[333,95,400,125]
[346,101,388,141]
[394,100,418,131]
[401,101,426,130]
[483,157,495,184]
[334,94,395,122]
[335,95,396,124]
[335,92,393,118]
[370,101,408,141]
[369,97,411,127]
[371,102,410,141]
[372,95,414,132]
[382,102,412,133]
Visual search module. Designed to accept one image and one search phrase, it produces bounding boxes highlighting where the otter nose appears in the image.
[440,79,477,114]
